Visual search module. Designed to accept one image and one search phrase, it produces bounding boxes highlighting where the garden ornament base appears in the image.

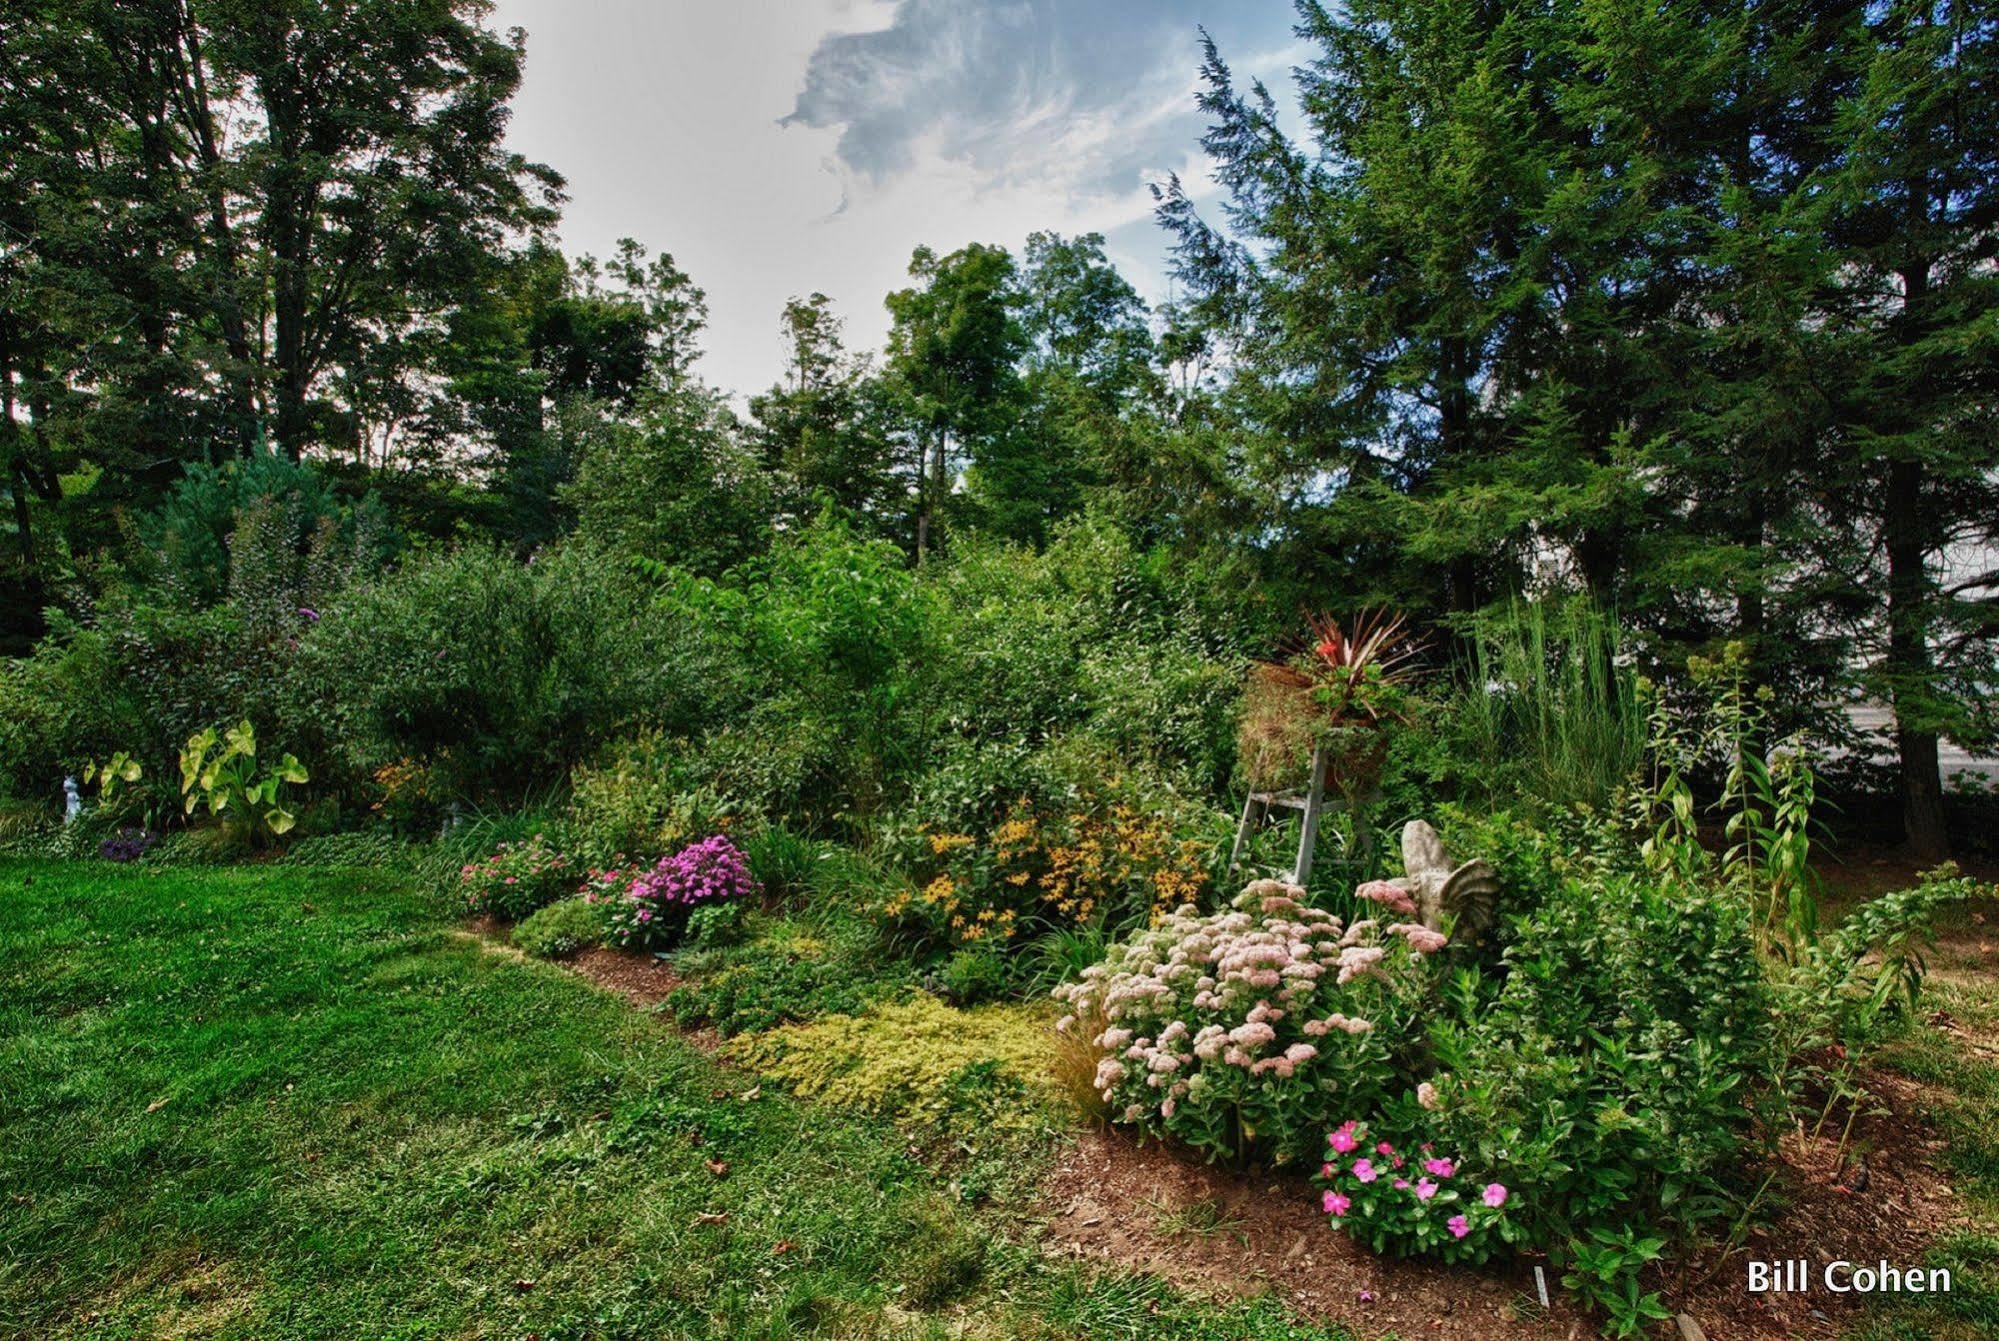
[1390,820,1499,938]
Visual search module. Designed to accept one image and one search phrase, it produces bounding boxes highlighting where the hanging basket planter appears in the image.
[1236,612,1417,795]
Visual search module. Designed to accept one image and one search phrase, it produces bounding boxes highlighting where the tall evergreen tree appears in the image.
[1818,0,1999,856]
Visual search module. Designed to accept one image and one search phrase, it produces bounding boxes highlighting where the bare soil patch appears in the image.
[1040,1127,1582,1339]
[1037,1064,1973,1341]
[1671,1070,1965,1339]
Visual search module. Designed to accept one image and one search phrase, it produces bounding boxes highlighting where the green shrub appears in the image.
[668,910,906,1036]
[655,512,944,828]
[938,947,1010,1005]
[304,544,695,803]
[1416,872,1777,1250]
[565,733,731,865]
[684,899,747,949]
[279,829,417,869]
[139,451,392,610]
[458,832,579,921]
[513,898,608,959]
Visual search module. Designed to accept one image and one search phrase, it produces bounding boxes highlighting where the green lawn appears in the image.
[0,860,1344,1340]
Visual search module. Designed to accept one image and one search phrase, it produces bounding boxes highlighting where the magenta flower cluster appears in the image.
[458,832,578,921]
[1314,1119,1510,1264]
[593,833,759,949]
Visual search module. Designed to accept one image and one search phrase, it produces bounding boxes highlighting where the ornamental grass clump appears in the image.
[1053,879,1445,1165]
[596,833,759,950]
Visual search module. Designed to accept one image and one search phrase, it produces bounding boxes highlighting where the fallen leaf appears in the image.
[511,1279,535,1292]
[772,1240,795,1255]
[705,1158,730,1178]
[146,1097,171,1113]
[693,1211,729,1226]
[738,1086,761,1101]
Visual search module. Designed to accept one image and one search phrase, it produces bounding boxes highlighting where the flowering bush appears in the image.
[593,833,760,950]
[1053,879,1447,1164]
[888,790,1211,950]
[459,832,578,921]
[1314,1119,1515,1264]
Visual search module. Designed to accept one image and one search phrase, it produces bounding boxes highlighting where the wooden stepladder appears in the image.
[1226,744,1366,887]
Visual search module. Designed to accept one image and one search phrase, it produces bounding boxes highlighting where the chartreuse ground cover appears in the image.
[0,859,1350,1340]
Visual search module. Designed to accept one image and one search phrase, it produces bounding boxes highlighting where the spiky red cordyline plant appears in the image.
[1294,609,1420,724]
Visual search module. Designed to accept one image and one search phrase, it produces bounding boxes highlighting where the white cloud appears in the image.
[490,0,1297,397]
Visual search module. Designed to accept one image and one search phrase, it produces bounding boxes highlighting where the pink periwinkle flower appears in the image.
[1414,1178,1439,1201]
[1352,1158,1378,1183]
[1322,1191,1350,1217]
[1424,1157,1456,1178]
[1483,1183,1509,1208]
[1448,1214,1471,1239]
[1328,1122,1360,1154]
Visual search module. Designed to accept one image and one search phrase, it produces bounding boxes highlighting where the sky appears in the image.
[486,0,1303,399]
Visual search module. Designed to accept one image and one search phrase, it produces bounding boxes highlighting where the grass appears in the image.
[1843,905,1999,1340]
[0,858,1350,1340]
[1451,597,1648,814]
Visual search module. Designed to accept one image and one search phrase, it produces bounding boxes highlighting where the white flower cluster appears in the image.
[1055,880,1443,1127]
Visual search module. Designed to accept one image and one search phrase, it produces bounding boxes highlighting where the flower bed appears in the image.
[1053,879,1447,1164]
[588,833,760,950]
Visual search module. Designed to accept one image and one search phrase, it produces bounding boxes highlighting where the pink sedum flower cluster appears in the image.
[1053,879,1445,1163]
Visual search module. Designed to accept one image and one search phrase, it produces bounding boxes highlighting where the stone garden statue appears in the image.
[1389,820,1500,938]
[63,776,82,825]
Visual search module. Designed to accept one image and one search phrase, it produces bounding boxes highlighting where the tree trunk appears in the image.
[1885,454,1949,859]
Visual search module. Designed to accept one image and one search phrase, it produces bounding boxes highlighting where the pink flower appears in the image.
[1415,1178,1438,1201]
[1393,1178,1409,1190]
[1423,1157,1456,1178]
[1355,880,1417,915]
[1448,1214,1471,1239]
[1376,1141,1394,1156]
[1322,1191,1351,1217]
[1389,921,1450,954]
[1320,1162,1335,1178]
[1352,1159,1378,1183]
[1483,1183,1508,1208]
[1328,1122,1360,1154]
